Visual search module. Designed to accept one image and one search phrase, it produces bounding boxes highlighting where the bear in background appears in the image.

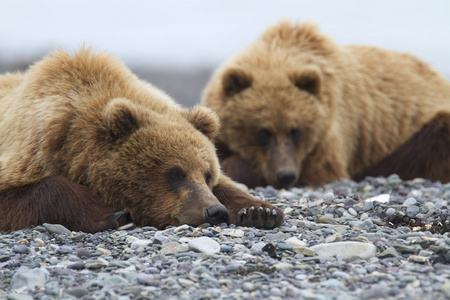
[202,20,450,189]
[0,48,284,233]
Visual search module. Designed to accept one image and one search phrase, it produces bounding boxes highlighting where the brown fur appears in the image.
[202,21,450,188]
[0,48,284,232]
[354,112,450,182]
[0,177,130,233]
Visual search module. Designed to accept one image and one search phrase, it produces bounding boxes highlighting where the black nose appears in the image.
[205,204,229,225]
[276,169,297,187]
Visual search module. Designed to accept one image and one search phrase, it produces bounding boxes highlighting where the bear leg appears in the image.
[354,112,450,182]
[0,177,131,233]
[213,175,284,228]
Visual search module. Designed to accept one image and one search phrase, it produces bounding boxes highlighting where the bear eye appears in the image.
[205,171,212,185]
[256,128,272,147]
[291,128,301,145]
[167,167,186,180]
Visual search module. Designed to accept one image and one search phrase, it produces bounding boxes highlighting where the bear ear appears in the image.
[291,67,322,96]
[101,98,142,143]
[185,106,220,141]
[222,68,253,97]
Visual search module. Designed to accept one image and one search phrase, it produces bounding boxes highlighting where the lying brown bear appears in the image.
[202,21,450,189]
[0,48,284,233]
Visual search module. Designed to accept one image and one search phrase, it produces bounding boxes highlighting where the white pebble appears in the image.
[324,192,335,202]
[188,237,220,255]
[126,236,139,244]
[174,224,190,233]
[386,208,396,216]
[348,208,357,216]
[286,237,307,248]
[283,207,294,215]
[130,239,152,249]
[365,194,390,203]
[403,197,417,207]
[221,229,244,237]
[311,242,376,261]
[96,247,111,256]
[360,213,369,221]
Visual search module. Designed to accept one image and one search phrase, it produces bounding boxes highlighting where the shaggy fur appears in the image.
[0,48,284,233]
[202,21,450,188]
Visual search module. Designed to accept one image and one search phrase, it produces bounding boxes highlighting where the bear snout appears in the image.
[276,169,297,188]
[205,204,229,225]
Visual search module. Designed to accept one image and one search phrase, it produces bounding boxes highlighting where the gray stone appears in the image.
[44,281,60,296]
[363,201,374,211]
[311,242,376,261]
[42,223,71,235]
[378,247,400,258]
[406,205,420,217]
[100,275,129,289]
[66,287,88,298]
[13,245,28,254]
[360,218,375,231]
[154,231,171,244]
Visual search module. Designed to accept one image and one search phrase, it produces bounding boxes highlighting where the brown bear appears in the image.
[0,48,284,233]
[202,21,450,189]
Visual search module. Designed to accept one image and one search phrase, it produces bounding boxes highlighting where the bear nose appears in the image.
[276,169,297,187]
[205,204,229,225]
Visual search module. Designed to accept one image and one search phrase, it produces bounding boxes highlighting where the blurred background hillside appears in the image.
[1,0,449,107]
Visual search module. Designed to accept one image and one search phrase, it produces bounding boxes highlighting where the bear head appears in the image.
[92,99,228,228]
[203,22,340,188]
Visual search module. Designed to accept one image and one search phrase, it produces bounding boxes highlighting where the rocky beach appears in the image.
[1,174,449,299]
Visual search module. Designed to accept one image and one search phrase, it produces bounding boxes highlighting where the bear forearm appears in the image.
[0,177,127,233]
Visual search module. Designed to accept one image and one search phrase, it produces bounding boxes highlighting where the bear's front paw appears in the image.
[235,206,284,229]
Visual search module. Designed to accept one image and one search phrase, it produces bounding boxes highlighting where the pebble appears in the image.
[406,205,420,217]
[130,239,152,249]
[348,207,357,216]
[324,192,335,201]
[42,223,72,235]
[13,245,28,254]
[311,242,377,261]
[161,241,187,255]
[285,237,307,248]
[10,267,49,291]
[403,197,417,206]
[188,237,220,255]
[386,207,396,216]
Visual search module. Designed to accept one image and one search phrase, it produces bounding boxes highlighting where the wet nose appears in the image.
[205,204,229,225]
[276,169,297,187]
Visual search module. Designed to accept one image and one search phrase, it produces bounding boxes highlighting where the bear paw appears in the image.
[236,206,284,229]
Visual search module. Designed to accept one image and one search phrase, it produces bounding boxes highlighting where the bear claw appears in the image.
[235,206,284,229]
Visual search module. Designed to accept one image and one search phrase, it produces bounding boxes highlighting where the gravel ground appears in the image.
[1,174,449,300]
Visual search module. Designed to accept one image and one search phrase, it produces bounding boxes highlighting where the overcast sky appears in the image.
[1,0,450,76]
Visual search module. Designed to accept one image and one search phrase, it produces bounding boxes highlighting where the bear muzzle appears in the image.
[276,169,297,188]
[205,204,229,225]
